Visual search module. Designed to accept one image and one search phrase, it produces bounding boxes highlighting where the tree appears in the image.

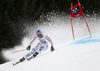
[49,0,58,12]
[27,0,37,17]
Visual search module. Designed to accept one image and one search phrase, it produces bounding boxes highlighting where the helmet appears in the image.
[36,30,42,35]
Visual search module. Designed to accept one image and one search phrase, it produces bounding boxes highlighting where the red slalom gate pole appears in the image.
[77,0,92,36]
[77,0,80,4]
[70,3,75,40]
[11,49,26,53]
[83,13,92,36]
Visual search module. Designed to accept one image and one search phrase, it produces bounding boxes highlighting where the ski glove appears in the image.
[26,46,31,51]
[51,46,54,52]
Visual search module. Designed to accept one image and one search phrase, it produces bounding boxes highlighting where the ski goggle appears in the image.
[37,34,42,37]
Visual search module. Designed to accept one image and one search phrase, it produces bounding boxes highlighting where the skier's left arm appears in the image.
[45,35,55,51]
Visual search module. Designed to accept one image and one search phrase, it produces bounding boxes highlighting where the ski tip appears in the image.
[12,63,16,66]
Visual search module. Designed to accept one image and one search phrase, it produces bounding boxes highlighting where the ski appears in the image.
[27,56,34,61]
[12,61,20,66]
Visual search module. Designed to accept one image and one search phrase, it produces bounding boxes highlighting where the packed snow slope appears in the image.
[0,34,100,71]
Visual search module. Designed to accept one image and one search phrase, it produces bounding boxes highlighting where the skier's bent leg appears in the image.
[12,57,25,66]
[24,48,36,59]
[19,52,38,62]
[27,52,39,61]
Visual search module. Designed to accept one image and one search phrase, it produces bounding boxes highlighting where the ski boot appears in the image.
[12,57,25,66]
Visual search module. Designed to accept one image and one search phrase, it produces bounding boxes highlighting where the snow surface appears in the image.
[1,13,100,71]
[0,34,100,71]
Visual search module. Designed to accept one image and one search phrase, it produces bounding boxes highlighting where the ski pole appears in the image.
[11,49,26,53]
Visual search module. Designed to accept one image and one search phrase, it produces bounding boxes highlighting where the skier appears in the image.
[12,30,54,66]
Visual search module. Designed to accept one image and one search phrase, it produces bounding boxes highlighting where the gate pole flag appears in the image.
[70,0,92,40]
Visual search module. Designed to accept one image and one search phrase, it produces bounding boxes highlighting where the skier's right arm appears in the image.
[26,36,37,51]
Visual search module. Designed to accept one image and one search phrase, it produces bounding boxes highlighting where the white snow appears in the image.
[1,14,100,71]
[0,34,100,71]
